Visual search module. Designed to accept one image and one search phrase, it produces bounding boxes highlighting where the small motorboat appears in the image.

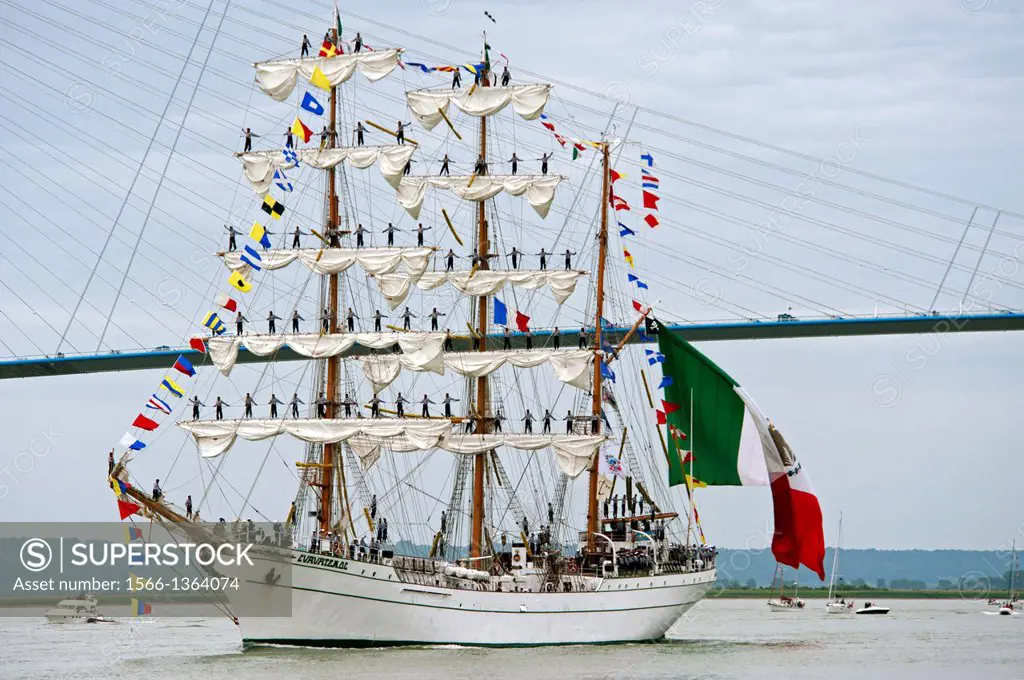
[997,602,1015,616]
[855,601,890,615]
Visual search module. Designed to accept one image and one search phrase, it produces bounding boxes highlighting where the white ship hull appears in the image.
[240,551,716,647]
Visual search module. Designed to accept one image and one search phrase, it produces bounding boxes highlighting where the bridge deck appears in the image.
[2,312,1021,380]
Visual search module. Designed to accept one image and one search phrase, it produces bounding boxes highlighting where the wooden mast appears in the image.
[470,36,490,560]
[320,34,340,535]
[586,141,611,552]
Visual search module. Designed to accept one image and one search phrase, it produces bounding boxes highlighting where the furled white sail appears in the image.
[179,418,453,459]
[376,269,585,309]
[178,418,605,478]
[254,50,402,101]
[206,332,445,376]
[237,146,415,193]
[442,434,605,478]
[361,348,592,392]
[395,175,562,219]
[405,84,552,130]
[221,247,433,281]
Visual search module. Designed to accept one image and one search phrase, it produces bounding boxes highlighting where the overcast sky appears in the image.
[0,0,1022,559]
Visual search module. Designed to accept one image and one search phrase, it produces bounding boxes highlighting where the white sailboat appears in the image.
[767,564,805,612]
[997,541,1019,616]
[825,513,854,614]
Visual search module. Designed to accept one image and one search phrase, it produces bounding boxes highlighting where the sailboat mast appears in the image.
[586,140,611,552]
[470,34,490,560]
[319,60,340,535]
[827,513,842,601]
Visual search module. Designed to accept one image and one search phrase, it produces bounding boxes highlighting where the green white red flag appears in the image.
[657,327,826,579]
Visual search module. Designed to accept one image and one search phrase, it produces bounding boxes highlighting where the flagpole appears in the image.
[688,386,696,547]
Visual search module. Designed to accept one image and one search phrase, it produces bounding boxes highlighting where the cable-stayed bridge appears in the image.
[0,1,1022,387]
[4,311,1023,380]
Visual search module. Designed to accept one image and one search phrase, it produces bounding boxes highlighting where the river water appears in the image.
[1,599,1020,679]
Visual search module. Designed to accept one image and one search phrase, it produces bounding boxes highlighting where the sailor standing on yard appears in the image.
[341,393,356,418]
[355,121,365,146]
[442,393,459,418]
[292,226,306,249]
[289,393,304,418]
[215,396,228,420]
[537,248,550,270]
[291,309,304,333]
[445,248,456,271]
[268,394,281,419]
[189,396,205,420]
[395,120,410,145]
[315,392,328,418]
[267,310,281,334]
[235,311,247,335]
[355,223,366,247]
[539,152,551,175]
[421,394,435,417]
[395,393,409,418]
[542,409,553,434]
[564,249,576,270]
[383,222,400,246]
[401,307,416,330]
[346,307,358,332]
[244,393,256,419]
[225,224,238,251]
[522,409,535,434]
[508,152,520,175]
[439,153,451,176]
[552,326,561,349]
[428,307,446,331]
[301,34,312,57]
[186,495,193,520]
[241,127,258,152]
[508,246,521,270]
[370,394,383,418]
[416,222,432,246]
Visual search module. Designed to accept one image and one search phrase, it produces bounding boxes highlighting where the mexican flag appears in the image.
[658,328,826,580]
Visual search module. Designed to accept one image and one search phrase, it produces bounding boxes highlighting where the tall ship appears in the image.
[109,9,824,647]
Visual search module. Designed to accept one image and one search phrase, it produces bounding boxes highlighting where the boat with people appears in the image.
[824,513,854,614]
[767,564,806,612]
[103,5,828,647]
[855,601,890,615]
[995,541,1020,616]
